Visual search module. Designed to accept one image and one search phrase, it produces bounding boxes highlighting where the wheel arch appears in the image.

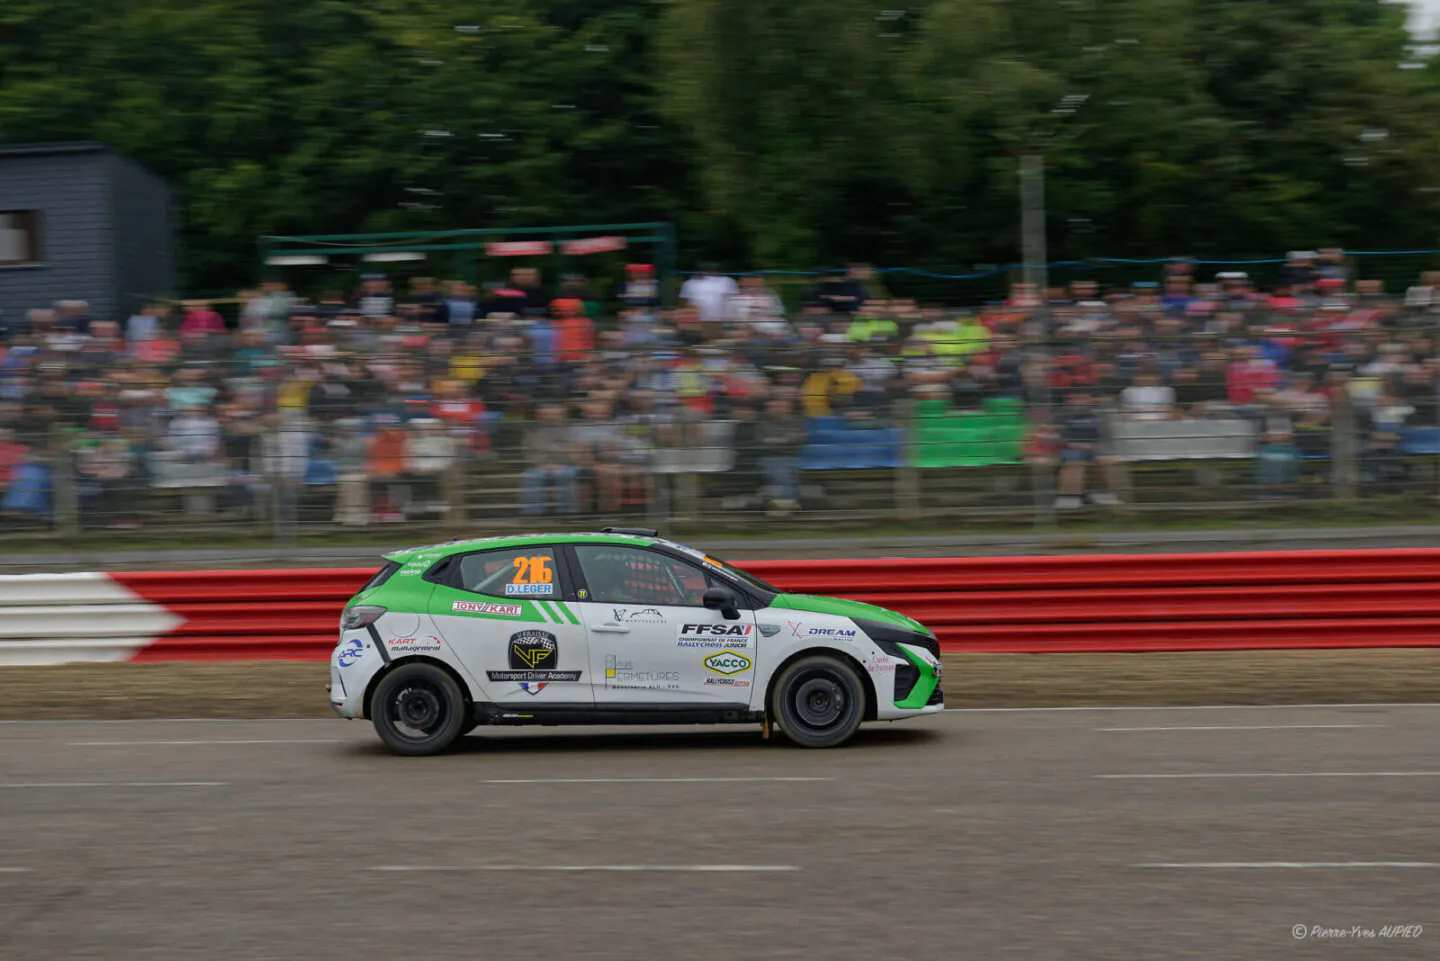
[362,655,474,721]
[764,646,877,722]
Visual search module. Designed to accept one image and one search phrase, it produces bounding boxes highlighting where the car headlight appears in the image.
[853,618,940,661]
[340,605,387,631]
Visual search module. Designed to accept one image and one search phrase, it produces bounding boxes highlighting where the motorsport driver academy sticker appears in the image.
[676,623,752,649]
[486,630,582,694]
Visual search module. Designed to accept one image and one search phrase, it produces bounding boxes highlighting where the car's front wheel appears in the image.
[772,655,866,748]
[372,663,468,756]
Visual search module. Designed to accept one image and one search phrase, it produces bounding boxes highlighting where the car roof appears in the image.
[383,532,665,562]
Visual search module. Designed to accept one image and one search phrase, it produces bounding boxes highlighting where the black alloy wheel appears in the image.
[372,663,468,756]
[772,655,866,748]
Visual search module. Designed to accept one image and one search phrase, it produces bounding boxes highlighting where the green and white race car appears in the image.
[330,528,944,755]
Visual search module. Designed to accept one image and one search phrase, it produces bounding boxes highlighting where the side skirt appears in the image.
[476,702,763,727]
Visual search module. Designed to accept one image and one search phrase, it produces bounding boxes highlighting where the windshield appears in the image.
[654,539,780,594]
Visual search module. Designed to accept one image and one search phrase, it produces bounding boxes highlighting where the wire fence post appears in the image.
[895,398,920,522]
[1332,390,1359,501]
[52,431,80,537]
[1021,152,1057,529]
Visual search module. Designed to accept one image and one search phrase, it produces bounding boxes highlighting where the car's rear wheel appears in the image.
[772,655,866,748]
[372,663,467,756]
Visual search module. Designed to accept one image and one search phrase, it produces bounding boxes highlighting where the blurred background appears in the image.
[7,1,1440,544]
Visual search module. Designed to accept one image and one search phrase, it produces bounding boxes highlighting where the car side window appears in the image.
[573,545,711,607]
[456,547,561,599]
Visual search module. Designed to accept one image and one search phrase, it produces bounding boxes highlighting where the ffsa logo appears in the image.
[679,624,753,636]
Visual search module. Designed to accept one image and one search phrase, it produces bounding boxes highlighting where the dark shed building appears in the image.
[0,142,175,327]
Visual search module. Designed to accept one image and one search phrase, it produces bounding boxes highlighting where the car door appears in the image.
[566,544,758,706]
[426,545,593,706]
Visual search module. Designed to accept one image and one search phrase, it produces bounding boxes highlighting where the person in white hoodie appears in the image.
[404,418,457,515]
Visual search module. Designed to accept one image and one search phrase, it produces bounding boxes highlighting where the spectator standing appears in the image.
[520,403,579,516]
[728,275,788,335]
[620,264,660,310]
[679,265,738,323]
[411,277,450,326]
[755,395,803,515]
[444,281,478,327]
[126,303,163,343]
[404,418,456,515]
[358,276,395,319]
[331,417,370,526]
[1054,389,1123,509]
[179,300,226,335]
[1121,370,1176,421]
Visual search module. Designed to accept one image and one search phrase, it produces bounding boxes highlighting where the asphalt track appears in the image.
[1,706,1436,960]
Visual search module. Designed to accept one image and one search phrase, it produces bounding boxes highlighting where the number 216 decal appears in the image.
[505,556,555,596]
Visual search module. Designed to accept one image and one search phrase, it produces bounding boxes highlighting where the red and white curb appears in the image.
[0,574,185,665]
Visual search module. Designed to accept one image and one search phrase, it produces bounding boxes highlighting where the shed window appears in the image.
[0,211,39,265]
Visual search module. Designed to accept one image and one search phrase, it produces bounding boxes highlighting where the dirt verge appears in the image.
[3,650,1437,720]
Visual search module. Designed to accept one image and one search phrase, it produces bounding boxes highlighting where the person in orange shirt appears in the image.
[366,417,409,521]
[551,298,595,365]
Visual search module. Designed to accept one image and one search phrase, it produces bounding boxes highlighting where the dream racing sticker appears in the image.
[785,620,857,639]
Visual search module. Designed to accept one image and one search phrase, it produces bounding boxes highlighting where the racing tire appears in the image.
[772,655,866,749]
[372,663,468,756]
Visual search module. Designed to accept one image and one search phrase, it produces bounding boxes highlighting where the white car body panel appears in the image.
[330,566,942,724]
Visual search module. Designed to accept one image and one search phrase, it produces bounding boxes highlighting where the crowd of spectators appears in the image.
[3,250,1440,530]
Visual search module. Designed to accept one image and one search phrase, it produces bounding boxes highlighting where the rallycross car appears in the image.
[330,528,943,755]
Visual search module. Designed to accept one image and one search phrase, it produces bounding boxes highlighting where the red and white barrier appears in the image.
[5,548,1440,665]
[0,573,184,665]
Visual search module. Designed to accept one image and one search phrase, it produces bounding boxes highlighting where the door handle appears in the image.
[591,624,631,634]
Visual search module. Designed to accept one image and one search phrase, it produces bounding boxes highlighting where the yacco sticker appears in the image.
[387,635,443,653]
[336,638,364,668]
[452,600,522,617]
[505,582,554,596]
[702,651,753,675]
